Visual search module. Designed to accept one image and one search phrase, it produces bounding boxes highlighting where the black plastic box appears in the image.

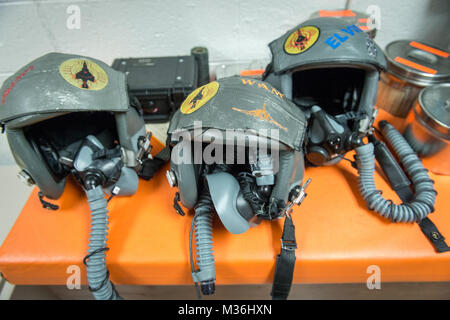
[112,55,198,122]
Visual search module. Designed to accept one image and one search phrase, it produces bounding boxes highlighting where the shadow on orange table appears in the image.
[0,131,449,286]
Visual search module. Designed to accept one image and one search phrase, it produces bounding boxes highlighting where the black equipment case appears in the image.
[112,47,209,123]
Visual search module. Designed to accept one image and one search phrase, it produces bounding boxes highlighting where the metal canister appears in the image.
[309,9,377,38]
[377,40,450,120]
[403,84,450,175]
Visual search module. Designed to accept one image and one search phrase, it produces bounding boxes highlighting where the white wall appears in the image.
[0,0,449,165]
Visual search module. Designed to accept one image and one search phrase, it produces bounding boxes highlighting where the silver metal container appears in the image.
[377,40,450,119]
[404,84,450,175]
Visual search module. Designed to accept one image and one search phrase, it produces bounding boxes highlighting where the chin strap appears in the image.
[271,178,311,300]
[418,218,450,253]
[173,192,186,216]
[38,192,59,211]
[138,146,170,180]
[271,215,297,300]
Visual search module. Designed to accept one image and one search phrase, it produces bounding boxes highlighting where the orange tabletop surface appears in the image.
[0,128,450,286]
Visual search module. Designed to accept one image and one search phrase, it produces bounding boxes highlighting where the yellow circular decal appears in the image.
[59,59,108,90]
[284,26,320,54]
[180,81,219,114]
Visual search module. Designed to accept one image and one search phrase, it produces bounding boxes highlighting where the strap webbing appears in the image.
[418,218,450,253]
[92,145,122,160]
[138,146,170,180]
[138,157,166,180]
[271,216,297,300]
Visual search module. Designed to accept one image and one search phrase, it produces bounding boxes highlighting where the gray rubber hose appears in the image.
[355,122,436,222]
[191,192,216,295]
[85,186,121,300]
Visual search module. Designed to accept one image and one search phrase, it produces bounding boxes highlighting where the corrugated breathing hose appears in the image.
[190,191,216,296]
[84,185,122,300]
[355,121,436,222]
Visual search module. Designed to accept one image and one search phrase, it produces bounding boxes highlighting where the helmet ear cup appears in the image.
[7,128,66,199]
[115,106,146,158]
[29,136,66,181]
[342,85,359,112]
[170,142,199,209]
[271,150,297,203]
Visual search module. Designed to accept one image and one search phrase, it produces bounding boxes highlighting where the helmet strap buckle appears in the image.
[38,192,59,211]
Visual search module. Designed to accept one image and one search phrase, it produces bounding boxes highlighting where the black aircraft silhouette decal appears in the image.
[75,61,95,89]
[186,87,205,112]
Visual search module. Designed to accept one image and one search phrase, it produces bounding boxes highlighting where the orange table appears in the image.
[0,137,450,287]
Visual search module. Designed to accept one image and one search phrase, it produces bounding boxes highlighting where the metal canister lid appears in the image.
[415,83,450,140]
[385,40,450,87]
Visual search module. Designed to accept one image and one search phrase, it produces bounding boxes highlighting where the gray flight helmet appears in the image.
[167,76,307,233]
[263,17,386,133]
[0,53,146,199]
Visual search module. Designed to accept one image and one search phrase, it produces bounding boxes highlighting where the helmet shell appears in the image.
[0,53,146,199]
[0,52,129,125]
[168,76,307,151]
[267,17,386,75]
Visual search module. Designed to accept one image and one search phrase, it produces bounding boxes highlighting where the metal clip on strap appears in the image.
[284,178,311,218]
[281,239,297,251]
[136,132,153,162]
